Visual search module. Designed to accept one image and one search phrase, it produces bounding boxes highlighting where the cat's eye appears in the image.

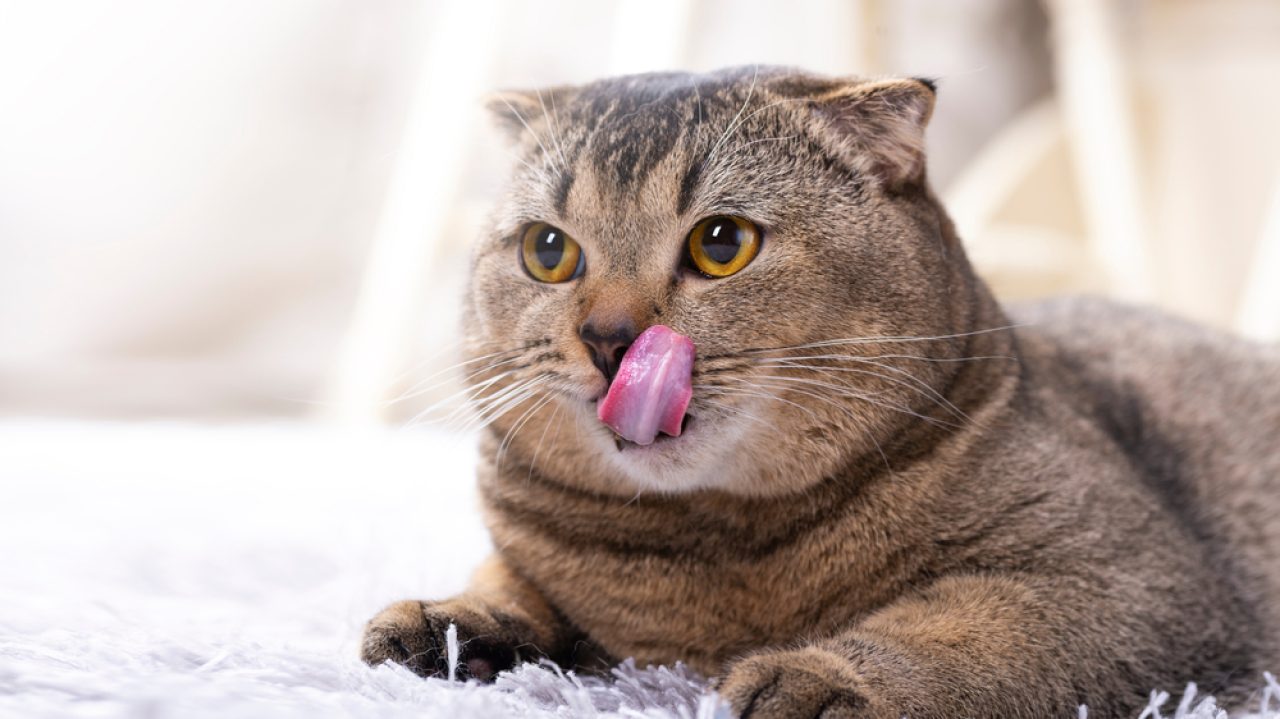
[685,215,761,278]
[520,222,584,283]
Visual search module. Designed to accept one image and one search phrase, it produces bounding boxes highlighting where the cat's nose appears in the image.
[579,317,638,382]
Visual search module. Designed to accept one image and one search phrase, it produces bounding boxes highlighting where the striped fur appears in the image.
[363,67,1280,719]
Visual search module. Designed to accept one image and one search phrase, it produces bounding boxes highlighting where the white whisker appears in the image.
[496,392,555,468]
[526,399,564,483]
[402,370,515,428]
[700,380,823,422]
[706,98,814,167]
[495,94,562,177]
[386,352,528,407]
[755,352,1016,365]
[735,374,961,431]
[450,376,546,434]
[705,64,759,165]
[538,88,570,174]
[757,359,970,423]
[694,395,772,430]
[741,325,1026,355]
[466,377,544,424]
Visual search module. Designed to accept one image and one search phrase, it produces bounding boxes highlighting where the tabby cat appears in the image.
[361,67,1280,718]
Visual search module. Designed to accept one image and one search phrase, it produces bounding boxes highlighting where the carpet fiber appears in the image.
[0,420,1275,718]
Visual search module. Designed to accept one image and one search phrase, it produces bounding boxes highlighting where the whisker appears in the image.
[402,370,515,428]
[705,64,759,166]
[757,359,970,423]
[715,378,881,439]
[470,375,547,420]
[369,336,516,409]
[382,335,465,389]
[451,376,546,434]
[537,88,570,174]
[836,358,972,423]
[758,374,961,429]
[734,374,961,431]
[505,146,555,186]
[702,381,895,472]
[753,352,1016,365]
[385,352,528,407]
[695,367,756,381]
[699,380,824,422]
[526,400,564,483]
[384,338,547,406]
[736,133,799,150]
[695,396,772,430]
[739,325,1027,356]
[495,94,562,176]
[497,392,555,468]
[707,97,815,167]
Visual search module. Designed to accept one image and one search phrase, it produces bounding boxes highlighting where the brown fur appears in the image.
[362,67,1280,718]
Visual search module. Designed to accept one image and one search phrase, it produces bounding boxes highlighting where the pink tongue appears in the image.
[597,325,695,446]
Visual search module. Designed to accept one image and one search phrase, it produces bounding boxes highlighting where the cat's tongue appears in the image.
[597,325,695,446]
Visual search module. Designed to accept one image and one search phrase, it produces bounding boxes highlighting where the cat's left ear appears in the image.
[809,77,936,191]
[484,86,575,143]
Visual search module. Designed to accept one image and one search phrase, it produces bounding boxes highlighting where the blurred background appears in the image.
[2,0,1279,425]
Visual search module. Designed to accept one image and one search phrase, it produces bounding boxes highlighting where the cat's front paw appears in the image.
[361,599,520,681]
[718,647,875,719]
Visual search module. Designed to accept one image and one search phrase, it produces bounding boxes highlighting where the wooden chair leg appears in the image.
[1044,0,1153,302]
[1236,180,1280,342]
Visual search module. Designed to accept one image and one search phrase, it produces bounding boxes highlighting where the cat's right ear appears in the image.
[808,77,937,192]
[484,87,574,143]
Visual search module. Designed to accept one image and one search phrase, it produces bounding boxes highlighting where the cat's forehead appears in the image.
[558,68,823,189]
[568,79,703,196]
[510,70,803,226]
[488,65,894,260]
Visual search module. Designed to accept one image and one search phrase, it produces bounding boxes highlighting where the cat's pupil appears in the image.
[703,219,742,264]
[534,228,564,268]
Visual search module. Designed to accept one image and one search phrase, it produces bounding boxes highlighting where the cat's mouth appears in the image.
[595,325,696,447]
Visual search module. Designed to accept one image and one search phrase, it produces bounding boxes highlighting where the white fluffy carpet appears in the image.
[0,420,1276,719]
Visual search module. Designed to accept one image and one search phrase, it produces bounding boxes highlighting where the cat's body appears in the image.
[362,68,1280,718]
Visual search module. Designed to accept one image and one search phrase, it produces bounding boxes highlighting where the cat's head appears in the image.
[463,66,990,497]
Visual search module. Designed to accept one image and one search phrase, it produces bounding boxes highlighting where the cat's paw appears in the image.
[360,599,521,681]
[718,647,874,719]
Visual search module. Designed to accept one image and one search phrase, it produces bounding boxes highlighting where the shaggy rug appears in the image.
[0,420,1276,718]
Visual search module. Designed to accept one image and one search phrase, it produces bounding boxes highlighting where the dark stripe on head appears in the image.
[575,75,710,194]
[553,170,575,217]
[676,160,703,216]
[589,110,683,190]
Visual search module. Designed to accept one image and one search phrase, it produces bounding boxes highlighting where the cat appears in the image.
[360,66,1280,718]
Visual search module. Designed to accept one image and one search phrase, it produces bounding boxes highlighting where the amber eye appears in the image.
[520,222,584,283]
[686,215,762,278]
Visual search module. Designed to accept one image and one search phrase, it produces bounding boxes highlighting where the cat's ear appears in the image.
[809,77,936,191]
[484,86,575,143]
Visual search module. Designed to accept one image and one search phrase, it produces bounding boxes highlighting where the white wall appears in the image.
[0,0,1274,421]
